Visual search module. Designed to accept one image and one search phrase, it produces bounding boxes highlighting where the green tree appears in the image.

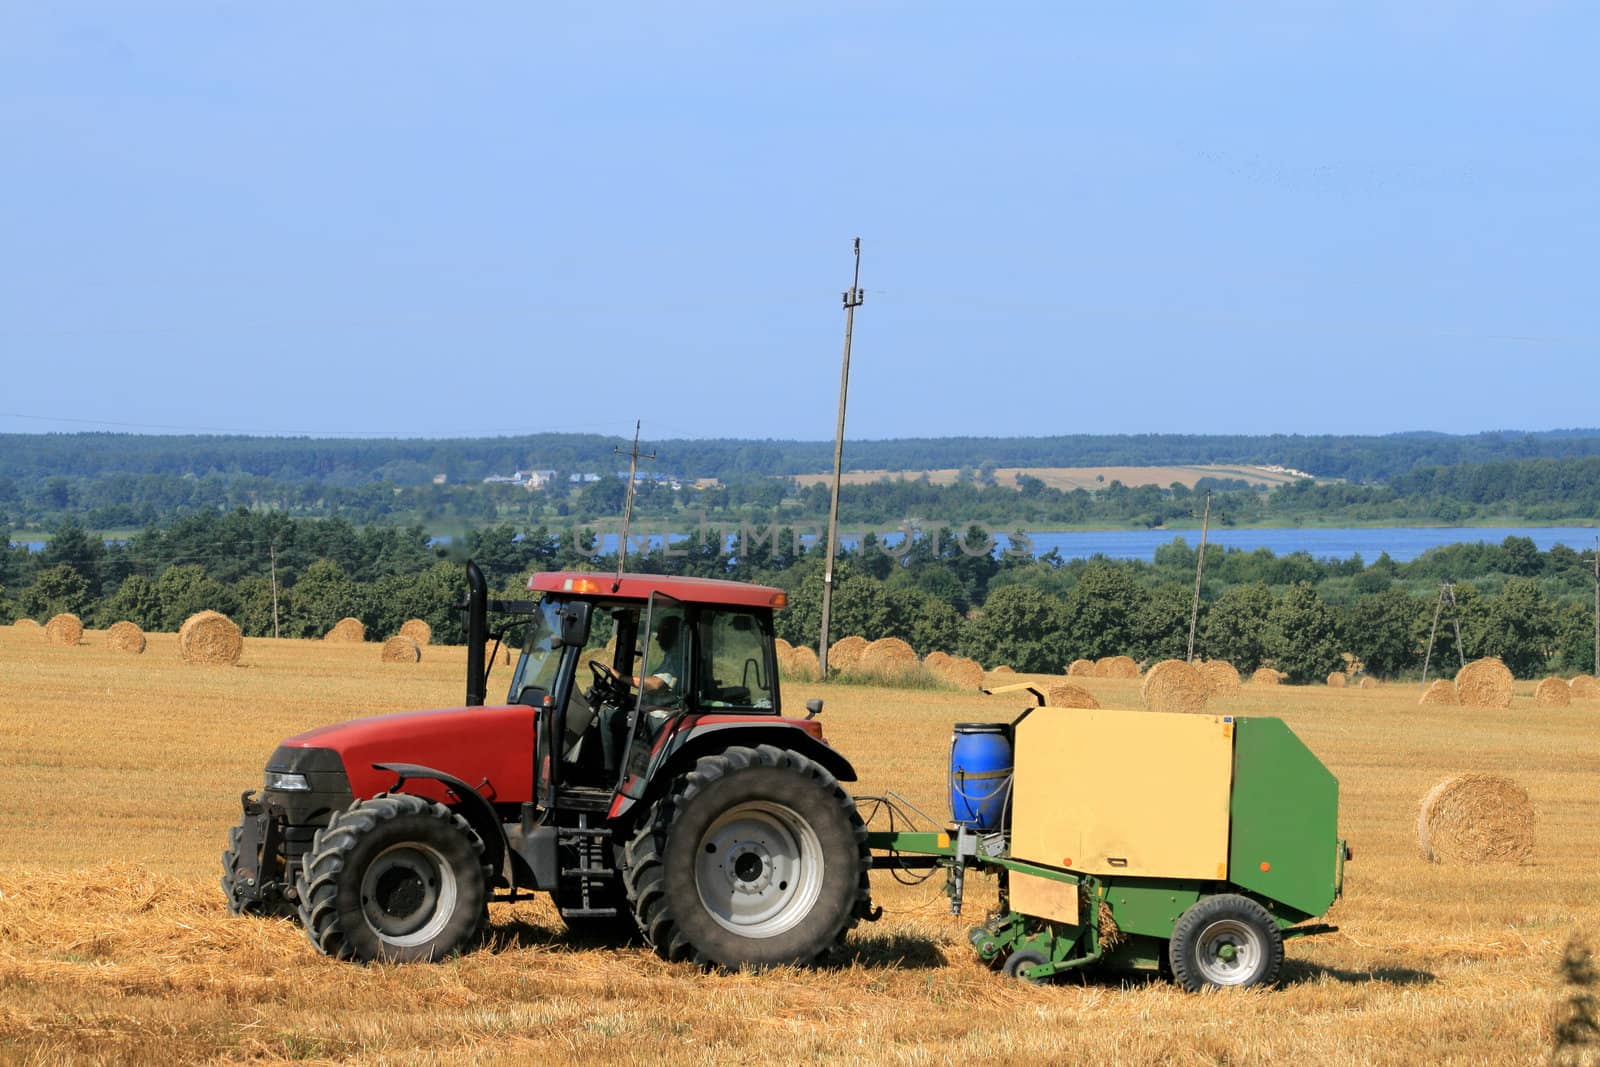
[18,564,93,620]
[156,564,235,631]
[287,559,363,638]
[1200,582,1274,671]
[1339,589,1425,677]
[101,574,162,630]
[1477,577,1556,678]
[1264,583,1343,684]
[1131,582,1193,662]
[961,584,1069,672]
[1060,562,1141,660]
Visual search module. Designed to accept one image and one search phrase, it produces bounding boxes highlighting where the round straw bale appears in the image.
[1140,659,1209,714]
[1417,773,1535,865]
[324,616,366,643]
[179,610,243,665]
[1456,657,1513,708]
[989,664,1015,676]
[1250,667,1280,686]
[774,636,793,659]
[1326,671,1346,688]
[105,620,146,654]
[783,644,821,681]
[1357,676,1378,689]
[1097,655,1139,679]
[483,641,511,668]
[398,618,431,646]
[923,650,952,670]
[13,617,41,631]
[44,613,84,646]
[1534,677,1571,708]
[1569,674,1600,700]
[861,636,917,670]
[1196,660,1241,695]
[382,635,422,663]
[828,635,870,673]
[1067,658,1097,677]
[929,655,986,690]
[1046,683,1100,709]
[1419,679,1458,705]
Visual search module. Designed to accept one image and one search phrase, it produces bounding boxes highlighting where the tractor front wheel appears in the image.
[623,745,870,969]
[220,818,296,919]
[296,793,489,962]
[1168,894,1284,991]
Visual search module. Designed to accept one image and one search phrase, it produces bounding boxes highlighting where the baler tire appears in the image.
[295,793,490,963]
[220,819,296,920]
[1168,894,1284,991]
[1002,948,1051,984]
[622,744,870,969]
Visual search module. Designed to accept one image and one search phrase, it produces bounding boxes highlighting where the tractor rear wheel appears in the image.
[296,793,489,962]
[220,819,296,919]
[623,744,870,969]
[1168,894,1284,991]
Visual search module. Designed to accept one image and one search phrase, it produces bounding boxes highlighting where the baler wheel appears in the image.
[295,793,489,963]
[220,819,296,919]
[1168,894,1284,991]
[622,744,870,969]
[1002,948,1051,984]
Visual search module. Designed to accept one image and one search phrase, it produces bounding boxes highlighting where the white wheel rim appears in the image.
[1193,917,1262,985]
[694,801,824,938]
[359,842,458,947]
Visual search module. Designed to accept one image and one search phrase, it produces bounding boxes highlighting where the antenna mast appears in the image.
[613,421,656,591]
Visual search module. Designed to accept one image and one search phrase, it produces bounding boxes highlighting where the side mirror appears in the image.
[559,601,592,649]
[805,698,823,720]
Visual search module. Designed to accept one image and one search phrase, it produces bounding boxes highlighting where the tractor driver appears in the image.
[601,613,685,708]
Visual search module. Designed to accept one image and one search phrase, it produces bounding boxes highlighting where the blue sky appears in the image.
[2,3,1595,442]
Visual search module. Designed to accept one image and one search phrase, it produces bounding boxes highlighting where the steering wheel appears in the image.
[589,660,632,706]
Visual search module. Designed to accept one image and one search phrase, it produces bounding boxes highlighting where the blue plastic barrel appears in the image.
[949,723,1013,829]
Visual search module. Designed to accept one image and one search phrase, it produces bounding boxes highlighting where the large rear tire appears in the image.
[296,793,489,962]
[622,744,870,969]
[220,819,296,919]
[1168,894,1284,991]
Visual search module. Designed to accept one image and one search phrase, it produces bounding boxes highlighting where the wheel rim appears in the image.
[359,842,457,947]
[694,801,824,938]
[1192,917,1262,986]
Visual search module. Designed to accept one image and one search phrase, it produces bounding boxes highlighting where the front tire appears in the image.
[296,793,489,962]
[1168,894,1284,991]
[220,819,296,919]
[622,744,870,969]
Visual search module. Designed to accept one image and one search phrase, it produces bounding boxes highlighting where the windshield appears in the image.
[507,599,563,705]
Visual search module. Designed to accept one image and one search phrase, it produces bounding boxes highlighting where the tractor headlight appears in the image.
[264,770,311,792]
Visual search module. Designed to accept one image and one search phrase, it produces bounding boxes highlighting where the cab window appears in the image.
[697,610,774,710]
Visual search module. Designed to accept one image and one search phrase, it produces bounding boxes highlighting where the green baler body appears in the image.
[1227,716,1340,920]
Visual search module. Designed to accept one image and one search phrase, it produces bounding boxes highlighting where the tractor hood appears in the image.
[277,704,536,806]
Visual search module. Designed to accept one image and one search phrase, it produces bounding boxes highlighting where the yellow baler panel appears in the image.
[1012,708,1235,880]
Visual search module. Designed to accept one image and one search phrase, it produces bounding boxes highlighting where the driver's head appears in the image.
[655,616,681,650]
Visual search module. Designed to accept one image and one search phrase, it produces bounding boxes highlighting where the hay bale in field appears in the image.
[928,655,986,690]
[1326,671,1346,688]
[1250,667,1280,686]
[398,618,431,646]
[1456,657,1513,708]
[923,650,952,670]
[861,637,917,670]
[1196,660,1241,695]
[44,613,83,646]
[989,664,1015,676]
[1569,674,1600,699]
[1067,658,1097,677]
[1097,655,1139,679]
[105,621,146,654]
[1419,679,1458,705]
[1534,677,1571,708]
[828,635,870,673]
[324,616,366,643]
[483,641,511,668]
[382,635,422,663]
[774,637,793,658]
[782,644,821,681]
[13,617,40,631]
[1358,676,1377,689]
[1046,683,1099,709]
[179,610,243,665]
[1417,773,1535,865]
[1140,659,1209,714]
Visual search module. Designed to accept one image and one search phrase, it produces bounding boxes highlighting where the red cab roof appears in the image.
[528,571,788,610]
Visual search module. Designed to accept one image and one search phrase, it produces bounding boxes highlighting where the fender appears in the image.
[608,720,858,823]
[373,762,509,885]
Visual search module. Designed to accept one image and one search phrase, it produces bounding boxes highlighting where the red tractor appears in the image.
[222,563,875,966]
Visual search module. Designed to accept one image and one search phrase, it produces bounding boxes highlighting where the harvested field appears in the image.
[106,620,147,654]
[1,628,1596,1064]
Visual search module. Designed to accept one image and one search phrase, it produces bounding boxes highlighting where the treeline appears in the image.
[6,427,1600,490]
[4,511,1594,682]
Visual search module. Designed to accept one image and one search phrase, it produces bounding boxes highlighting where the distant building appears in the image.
[570,472,601,484]
[432,474,448,485]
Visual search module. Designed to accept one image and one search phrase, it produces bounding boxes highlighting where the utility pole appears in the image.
[1186,492,1211,663]
[1420,582,1466,685]
[612,421,656,591]
[1587,536,1599,677]
[818,238,864,675]
[269,540,280,639]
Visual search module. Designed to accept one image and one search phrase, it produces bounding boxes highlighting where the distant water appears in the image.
[16,525,1598,565]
